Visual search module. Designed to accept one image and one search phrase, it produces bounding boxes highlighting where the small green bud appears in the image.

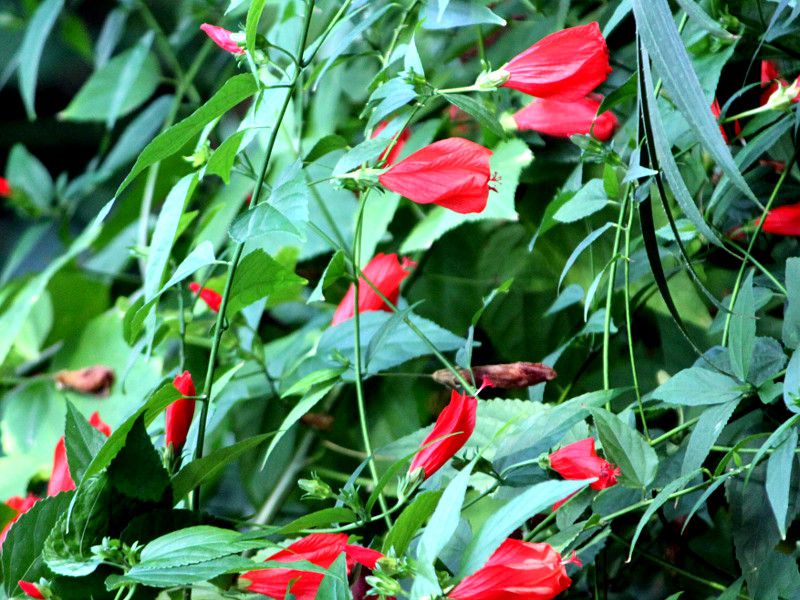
[298,474,334,501]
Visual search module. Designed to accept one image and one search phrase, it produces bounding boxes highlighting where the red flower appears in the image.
[372,121,410,166]
[167,371,197,452]
[331,253,414,326]
[499,23,610,100]
[189,282,222,313]
[0,177,11,198]
[710,99,741,143]
[756,202,800,236]
[448,538,573,600]
[761,59,785,105]
[17,581,44,599]
[549,437,620,506]
[241,533,382,599]
[0,495,38,546]
[513,95,618,141]
[47,412,111,496]
[200,23,244,55]
[378,138,494,214]
[409,389,477,479]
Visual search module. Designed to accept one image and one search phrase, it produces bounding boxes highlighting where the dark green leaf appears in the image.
[766,428,797,539]
[206,130,247,184]
[591,407,658,488]
[18,0,64,119]
[64,401,107,484]
[107,415,170,502]
[382,490,442,555]
[728,272,756,382]
[226,249,307,317]
[682,400,739,476]
[650,367,743,406]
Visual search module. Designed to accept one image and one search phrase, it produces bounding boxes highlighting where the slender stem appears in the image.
[648,416,701,446]
[622,191,647,439]
[721,135,800,345]
[190,1,317,514]
[602,197,628,393]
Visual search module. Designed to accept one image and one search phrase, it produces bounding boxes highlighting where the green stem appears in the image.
[648,416,701,446]
[602,200,628,394]
[190,1,317,515]
[721,134,800,345]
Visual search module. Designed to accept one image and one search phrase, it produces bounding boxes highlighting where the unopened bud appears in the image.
[765,78,800,111]
[298,474,334,501]
[432,362,556,390]
[54,365,115,396]
[475,68,511,90]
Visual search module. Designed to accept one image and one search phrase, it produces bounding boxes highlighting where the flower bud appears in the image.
[432,362,556,390]
[298,474,334,501]
[54,365,115,396]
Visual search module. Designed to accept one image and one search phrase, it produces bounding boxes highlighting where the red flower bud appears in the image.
[513,95,618,141]
[500,22,611,100]
[200,23,244,55]
[331,253,414,326]
[189,282,222,313]
[549,438,620,509]
[448,538,572,600]
[47,412,111,496]
[0,177,11,198]
[756,202,800,236]
[372,121,410,166]
[166,371,197,452]
[761,59,788,106]
[17,581,44,599]
[0,494,38,546]
[378,138,494,214]
[240,533,383,599]
[409,389,476,479]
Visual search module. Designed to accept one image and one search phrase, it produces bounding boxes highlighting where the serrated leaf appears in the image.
[650,367,744,406]
[107,416,170,502]
[590,407,658,488]
[108,555,257,588]
[226,249,307,317]
[117,74,258,195]
[138,526,264,568]
[64,401,107,484]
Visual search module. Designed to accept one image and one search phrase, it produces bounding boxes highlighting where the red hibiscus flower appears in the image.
[513,95,618,141]
[189,282,222,313]
[166,371,197,453]
[17,581,44,599]
[448,538,573,600]
[0,177,11,198]
[372,121,411,166]
[240,533,383,599]
[378,138,494,214]
[0,495,38,546]
[408,389,477,479]
[331,253,414,326]
[756,202,800,236]
[47,412,111,496]
[498,23,611,100]
[549,437,620,509]
[200,23,244,55]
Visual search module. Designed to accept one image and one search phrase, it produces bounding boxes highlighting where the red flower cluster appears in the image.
[200,23,244,55]
[48,411,111,496]
[241,533,383,599]
[408,389,477,479]
[448,538,574,599]
[167,370,197,453]
[331,253,414,326]
[0,494,38,546]
[379,138,494,214]
[189,281,222,313]
[501,23,616,141]
[549,437,620,509]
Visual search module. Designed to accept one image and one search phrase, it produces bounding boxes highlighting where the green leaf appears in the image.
[44,475,110,576]
[316,553,350,600]
[1,493,73,597]
[422,0,506,28]
[459,479,591,577]
[411,462,474,598]
[783,349,800,414]
[226,249,307,317]
[553,179,608,223]
[117,73,258,195]
[728,272,756,382]
[18,0,64,120]
[590,407,658,488]
[107,415,170,502]
[172,432,274,500]
[158,241,217,295]
[308,250,347,303]
[783,258,800,349]
[138,526,263,568]
[109,555,257,588]
[382,490,443,555]
[443,93,504,137]
[305,134,348,162]
[681,400,739,476]
[559,223,614,290]
[60,46,160,123]
[649,367,744,406]
[245,0,268,54]
[277,507,357,535]
[674,0,738,39]
[632,0,754,202]
[64,401,107,484]
[628,471,698,560]
[144,174,198,301]
[228,195,303,244]
[206,130,247,184]
[766,428,797,539]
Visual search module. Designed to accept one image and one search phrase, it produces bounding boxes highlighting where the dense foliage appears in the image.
[1,0,800,598]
